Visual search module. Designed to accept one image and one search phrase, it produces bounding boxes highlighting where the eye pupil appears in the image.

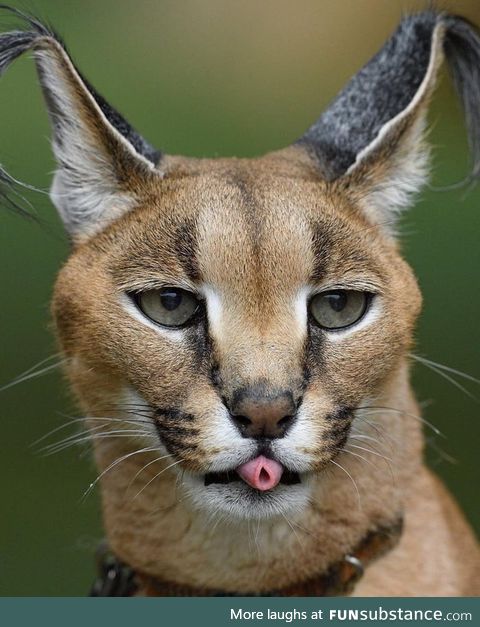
[326,292,347,312]
[134,287,200,328]
[160,290,183,311]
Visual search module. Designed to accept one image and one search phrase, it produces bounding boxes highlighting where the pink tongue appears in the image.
[236,455,284,491]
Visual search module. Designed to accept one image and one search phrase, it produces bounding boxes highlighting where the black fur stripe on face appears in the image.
[154,408,200,456]
[154,408,197,423]
[323,406,353,452]
[173,218,201,282]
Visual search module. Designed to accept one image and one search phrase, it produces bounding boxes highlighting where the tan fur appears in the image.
[1,6,477,597]
[51,148,479,596]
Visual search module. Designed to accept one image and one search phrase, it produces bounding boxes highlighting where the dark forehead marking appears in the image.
[173,217,201,282]
[227,170,262,230]
[223,170,264,286]
[309,217,381,284]
[309,219,333,283]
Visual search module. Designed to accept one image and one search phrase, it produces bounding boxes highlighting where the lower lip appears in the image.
[203,469,301,488]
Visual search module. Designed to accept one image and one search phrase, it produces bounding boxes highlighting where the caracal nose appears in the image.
[229,387,298,438]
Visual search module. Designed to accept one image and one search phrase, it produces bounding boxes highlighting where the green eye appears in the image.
[135,288,200,327]
[309,290,370,330]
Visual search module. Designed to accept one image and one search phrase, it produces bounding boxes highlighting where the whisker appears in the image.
[425,438,458,465]
[411,353,480,384]
[411,354,477,400]
[43,430,151,455]
[356,406,451,462]
[48,434,151,455]
[342,447,379,470]
[346,443,392,463]
[254,518,261,555]
[131,459,183,500]
[40,423,115,451]
[32,415,152,448]
[39,419,150,449]
[126,453,173,493]
[286,517,318,543]
[209,507,227,535]
[348,430,394,454]
[83,446,159,499]
[357,405,444,437]
[32,418,90,447]
[0,358,66,392]
[329,458,362,510]
[346,443,395,483]
[117,403,154,412]
[353,413,402,446]
[349,433,381,443]
[281,512,304,549]
[10,353,61,377]
[121,407,154,414]
[173,468,186,507]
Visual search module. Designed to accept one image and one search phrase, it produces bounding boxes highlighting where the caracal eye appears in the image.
[135,288,200,327]
[309,290,370,330]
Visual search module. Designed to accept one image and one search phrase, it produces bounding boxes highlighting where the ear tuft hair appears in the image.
[0,165,36,221]
[0,5,160,165]
[443,15,480,179]
[297,10,480,227]
[0,5,161,240]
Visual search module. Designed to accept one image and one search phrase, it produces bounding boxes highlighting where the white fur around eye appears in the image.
[119,294,185,342]
[323,297,382,342]
[200,286,223,339]
[294,287,310,335]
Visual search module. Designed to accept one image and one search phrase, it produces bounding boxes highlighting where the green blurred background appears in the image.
[0,0,479,595]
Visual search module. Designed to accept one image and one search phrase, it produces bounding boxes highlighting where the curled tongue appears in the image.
[236,455,284,491]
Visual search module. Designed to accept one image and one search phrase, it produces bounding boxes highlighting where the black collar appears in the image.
[90,518,403,597]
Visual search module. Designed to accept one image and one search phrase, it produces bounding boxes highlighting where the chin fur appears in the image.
[181,472,313,521]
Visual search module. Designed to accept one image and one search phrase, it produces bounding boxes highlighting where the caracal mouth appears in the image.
[203,454,302,490]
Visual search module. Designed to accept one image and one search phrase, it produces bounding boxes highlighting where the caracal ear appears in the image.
[0,6,161,242]
[296,11,480,233]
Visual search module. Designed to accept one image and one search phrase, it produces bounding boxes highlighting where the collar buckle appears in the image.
[89,542,137,597]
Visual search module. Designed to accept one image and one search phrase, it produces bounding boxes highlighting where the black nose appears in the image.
[228,387,299,439]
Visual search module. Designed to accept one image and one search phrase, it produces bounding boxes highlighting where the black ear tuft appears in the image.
[443,15,480,179]
[0,165,36,221]
[0,5,163,240]
[0,5,160,166]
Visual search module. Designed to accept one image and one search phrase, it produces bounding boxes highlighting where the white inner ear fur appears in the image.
[33,41,156,240]
[346,24,444,231]
[50,167,136,241]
